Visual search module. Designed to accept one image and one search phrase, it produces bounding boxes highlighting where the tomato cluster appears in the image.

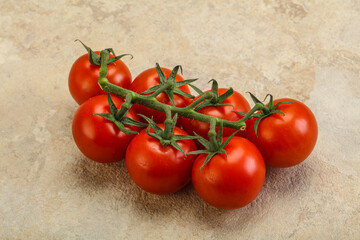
[69,45,318,209]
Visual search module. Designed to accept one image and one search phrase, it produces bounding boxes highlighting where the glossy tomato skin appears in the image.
[69,52,132,105]
[181,89,250,139]
[129,67,191,123]
[247,98,318,168]
[126,125,197,195]
[72,95,140,163]
[192,137,265,209]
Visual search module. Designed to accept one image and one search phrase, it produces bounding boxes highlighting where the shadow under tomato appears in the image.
[188,160,315,230]
[68,151,314,230]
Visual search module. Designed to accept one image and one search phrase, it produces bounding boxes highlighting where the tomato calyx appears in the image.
[234,92,292,137]
[139,113,198,156]
[190,79,234,111]
[140,63,196,105]
[188,118,238,169]
[95,93,147,134]
[75,39,133,66]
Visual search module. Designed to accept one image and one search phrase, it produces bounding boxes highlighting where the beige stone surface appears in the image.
[0,0,359,239]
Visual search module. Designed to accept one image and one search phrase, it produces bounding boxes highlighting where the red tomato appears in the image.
[247,98,318,168]
[125,125,197,195]
[72,95,140,163]
[192,137,265,209]
[181,89,250,139]
[129,67,191,123]
[69,51,132,105]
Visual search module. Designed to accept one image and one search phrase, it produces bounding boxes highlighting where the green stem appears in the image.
[163,106,173,140]
[98,50,110,88]
[208,118,218,151]
[100,78,247,130]
[97,50,258,131]
[115,93,132,119]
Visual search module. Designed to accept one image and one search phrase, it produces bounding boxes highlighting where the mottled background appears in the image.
[0,0,359,239]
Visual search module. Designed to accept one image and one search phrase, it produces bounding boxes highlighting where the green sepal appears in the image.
[272,110,285,116]
[217,88,233,103]
[121,117,148,128]
[192,132,211,149]
[267,94,273,108]
[142,63,196,102]
[247,92,263,105]
[173,88,195,99]
[189,83,205,96]
[94,93,145,135]
[219,130,239,149]
[106,53,133,65]
[165,89,176,106]
[168,65,183,82]
[247,93,293,137]
[170,139,186,156]
[155,63,167,84]
[141,85,161,95]
[200,152,216,169]
[233,111,246,117]
[139,113,199,157]
[254,115,265,137]
[194,101,213,111]
[172,134,200,141]
[107,92,117,115]
[138,114,164,136]
[93,113,115,122]
[209,79,218,95]
[187,150,210,155]
[188,121,239,170]
[176,79,198,87]
[75,40,132,66]
[273,101,292,110]
[191,79,234,112]
[75,39,101,65]
[104,48,116,57]
[114,121,138,135]
[145,125,162,141]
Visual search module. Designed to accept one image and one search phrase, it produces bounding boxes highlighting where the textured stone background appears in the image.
[0,0,359,239]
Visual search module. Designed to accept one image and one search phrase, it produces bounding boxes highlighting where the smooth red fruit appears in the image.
[126,125,197,195]
[69,52,132,105]
[72,95,140,163]
[247,98,318,168]
[192,137,265,209]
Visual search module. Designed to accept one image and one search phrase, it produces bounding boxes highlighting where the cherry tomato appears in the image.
[181,88,250,139]
[125,125,197,195]
[69,52,132,105]
[72,95,140,163]
[192,137,265,209]
[129,67,191,123]
[247,98,318,168]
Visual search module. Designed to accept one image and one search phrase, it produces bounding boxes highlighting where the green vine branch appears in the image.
[97,49,265,131]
